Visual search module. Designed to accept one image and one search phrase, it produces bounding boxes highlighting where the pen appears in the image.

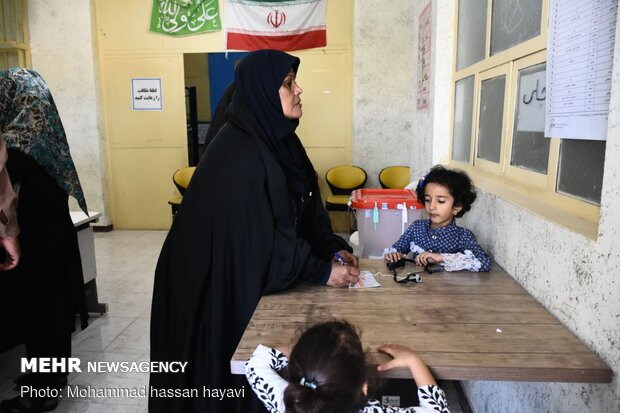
[334,252,347,265]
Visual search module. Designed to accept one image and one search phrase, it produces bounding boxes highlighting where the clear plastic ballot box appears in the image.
[350,189,424,258]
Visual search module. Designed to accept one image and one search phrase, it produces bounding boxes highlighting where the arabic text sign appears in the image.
[517,69,546,133]
[132,78,162,111]
[150,0,221,36]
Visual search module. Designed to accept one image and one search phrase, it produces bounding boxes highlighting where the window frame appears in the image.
[449,0,601,239]
[505,51,552,190]
[0,0,30,69]
[474,63,510,175]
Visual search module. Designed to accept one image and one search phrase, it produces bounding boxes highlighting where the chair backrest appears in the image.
[379,166,410,189]
[325,165,367,195]
[173,166,197,194]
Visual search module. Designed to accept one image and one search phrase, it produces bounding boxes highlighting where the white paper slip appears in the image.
[349,271,381,289]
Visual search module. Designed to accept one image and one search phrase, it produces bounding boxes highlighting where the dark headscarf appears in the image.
[234,50,312,196]
[0,68,87,213]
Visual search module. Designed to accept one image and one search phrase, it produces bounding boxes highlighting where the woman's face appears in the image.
[279,69,303,119]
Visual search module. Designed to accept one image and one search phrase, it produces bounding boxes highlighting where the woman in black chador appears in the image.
[0,68,88,413]
[149,50,360,412]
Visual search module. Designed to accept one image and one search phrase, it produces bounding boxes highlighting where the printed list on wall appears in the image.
[416,2,432,110]
[545,0,618,140]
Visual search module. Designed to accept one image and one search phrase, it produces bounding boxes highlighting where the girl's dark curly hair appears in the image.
[415,165,476,218]
[283,320,368,413]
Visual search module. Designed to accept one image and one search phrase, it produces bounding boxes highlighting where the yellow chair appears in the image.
[325,165,367,212]
[168,166,196,216]
[379,166,410,189]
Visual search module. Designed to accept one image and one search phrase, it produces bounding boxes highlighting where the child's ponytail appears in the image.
[283,378,324,413]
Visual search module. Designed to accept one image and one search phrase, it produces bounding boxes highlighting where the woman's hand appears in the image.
[384,252,405,263]
[334,249,359,268]
[415,251,443,266]
[376,343,436,387]
[0,236,20,270]
[326,263,360,288]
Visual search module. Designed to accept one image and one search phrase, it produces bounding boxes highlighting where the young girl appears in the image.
[245,320,449,413]
[384,165,490,272]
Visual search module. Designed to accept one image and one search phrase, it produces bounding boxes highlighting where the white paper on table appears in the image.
[349,271,381,289]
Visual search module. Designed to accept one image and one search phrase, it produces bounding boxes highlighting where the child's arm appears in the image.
[377,344,436,386]
[245,345,289,413]
[384,251,406,263]
[438,229,490,272]
[460,229,491,271]
[376,344,450,413]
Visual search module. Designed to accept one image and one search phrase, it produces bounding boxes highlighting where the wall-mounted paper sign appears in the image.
[517,68,546,133]
[132,78,162,110]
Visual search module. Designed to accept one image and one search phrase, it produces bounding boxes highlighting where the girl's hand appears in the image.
[376,344,418,371]
[277,343,293,358]
[384,252,405,263]
[415,251,443,266]
[376,343,437,387]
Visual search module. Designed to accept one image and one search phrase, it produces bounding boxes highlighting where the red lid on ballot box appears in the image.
[350,189,424,209]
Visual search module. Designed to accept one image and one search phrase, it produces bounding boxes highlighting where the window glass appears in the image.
[557,139,605,204]
[511,63,549,173]
[16,0,23,43]
[477,75,505,163]
[0,51,18,70]
[491,0,542,55]
[3,1,16,42]
[0,5,5,40]
[0,1,28,69]
[452,76,475,162]
[456,0,487,70]
[8,50,19,66]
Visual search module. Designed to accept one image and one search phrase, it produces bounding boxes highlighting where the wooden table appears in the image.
[231,260,611,383]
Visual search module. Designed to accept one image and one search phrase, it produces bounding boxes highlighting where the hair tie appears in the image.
[299,377,318,390]
[417,174,426,189]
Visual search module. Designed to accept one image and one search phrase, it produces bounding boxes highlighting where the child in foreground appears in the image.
[384,165,490,272]
[245,320,449,413]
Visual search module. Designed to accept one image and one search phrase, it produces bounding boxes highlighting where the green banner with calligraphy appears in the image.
[150,0,221,36]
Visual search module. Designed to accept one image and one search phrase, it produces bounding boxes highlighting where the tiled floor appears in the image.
[0,230,166,413]
[0,230,463,413]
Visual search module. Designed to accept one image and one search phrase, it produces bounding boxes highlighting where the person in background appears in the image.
[245,320,450,413]
[202,81,235,150]
[385,165,490,272]
[0,68,88,413]
[150,50,359,413]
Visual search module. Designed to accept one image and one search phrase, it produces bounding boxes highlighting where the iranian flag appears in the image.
[226,0,327,51]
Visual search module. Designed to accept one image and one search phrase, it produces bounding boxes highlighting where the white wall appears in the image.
[28,0,109,225]
[413,1,620,412]
[353,0,415,187]
[410,1,454,180]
